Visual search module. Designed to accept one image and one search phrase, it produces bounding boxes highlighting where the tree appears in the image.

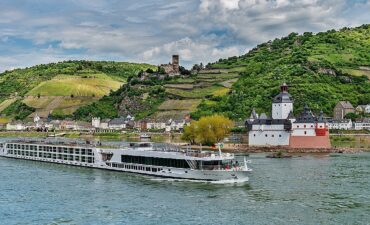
[146,68,154,73]
[181,115,234,145]
[157,66,166,74]
[344,112,359,121]
[182,121,198,144]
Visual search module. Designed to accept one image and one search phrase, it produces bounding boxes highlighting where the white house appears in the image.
[147,120,166,130]
[356,104,370,114]
[33,114,41,128]
[6,121,26,131]
[48,120,61,130]
[108,117,127,130]
[61,120,77,130]
[165,119,187,132]
[327,119,352,130]
[92,117,101,128]
[100,119,110,129]
[353,118,370,130]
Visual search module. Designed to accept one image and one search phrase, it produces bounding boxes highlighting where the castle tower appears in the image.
[272,83,294,119]
[172,55,179,73]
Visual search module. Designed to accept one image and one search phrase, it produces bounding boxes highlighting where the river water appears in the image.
[1,147,370,224]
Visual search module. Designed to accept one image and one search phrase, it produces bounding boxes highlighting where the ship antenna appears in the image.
[244,156,248,171]
[218,143,223,158]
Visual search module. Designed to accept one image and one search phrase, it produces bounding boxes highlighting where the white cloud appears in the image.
[0,0,369,71]
[141,37,244,66]
[220,0,240,10]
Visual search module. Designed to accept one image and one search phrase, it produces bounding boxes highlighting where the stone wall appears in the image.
[289,136,331,149]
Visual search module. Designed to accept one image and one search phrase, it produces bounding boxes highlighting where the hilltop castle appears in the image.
[159,55,180,76]
[246,83,331,149]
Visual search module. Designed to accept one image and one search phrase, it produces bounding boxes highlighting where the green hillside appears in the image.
[73,67,238,121]
[27,74,122,97]
[1,25,369,122]
[193,24,370,119]
[74,25,370,122]
[0,61,155,119]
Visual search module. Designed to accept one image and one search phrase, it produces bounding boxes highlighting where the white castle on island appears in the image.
[246,83,331,149]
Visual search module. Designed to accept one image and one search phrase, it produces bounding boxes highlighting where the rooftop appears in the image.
[273,83,293,103]
[337,101,354,109]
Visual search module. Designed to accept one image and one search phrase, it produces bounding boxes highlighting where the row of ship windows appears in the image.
[108,163,165,173]
[7,145,93,156]
[121,155,190,169]
[7,150,94,163]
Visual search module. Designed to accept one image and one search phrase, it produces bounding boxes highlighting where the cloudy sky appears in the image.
[0,0,369,71]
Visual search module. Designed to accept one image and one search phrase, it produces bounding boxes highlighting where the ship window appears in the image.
[121,155,189,168]
[272,135,274,137]
[304,131,307,135]
[297,125,299,128]
[304,125,306,128]
[152,168,157,172]
[254,134,256,137]
[265,134,268,137]
[279,135,282,137]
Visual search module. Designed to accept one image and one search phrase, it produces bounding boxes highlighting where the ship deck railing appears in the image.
[201,165,247,171]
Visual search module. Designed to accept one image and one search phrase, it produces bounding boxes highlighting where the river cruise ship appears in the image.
[0,140,251,181]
